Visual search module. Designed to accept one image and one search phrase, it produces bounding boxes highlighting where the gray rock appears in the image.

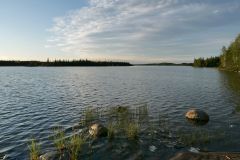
[39,151,57,160]
[89,123,108,138]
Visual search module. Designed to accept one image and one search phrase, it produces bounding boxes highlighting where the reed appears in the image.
[67,134,85,160]
[107,123,116,140]
[53,128,66,153]
[125,122,139,140]
[29,139,40,160]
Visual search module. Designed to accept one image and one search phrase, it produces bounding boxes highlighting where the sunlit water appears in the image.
[0,66,240,160]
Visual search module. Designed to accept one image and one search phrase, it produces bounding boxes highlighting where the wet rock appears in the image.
[1,155,7,160]
[39,151,57,160]
[188,147,200,153]
[170,152,240,160]
[149,145,157,152]
[89,123,108,138]
[185,109,209,124]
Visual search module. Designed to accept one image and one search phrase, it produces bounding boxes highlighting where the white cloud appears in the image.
[47,0,240,62]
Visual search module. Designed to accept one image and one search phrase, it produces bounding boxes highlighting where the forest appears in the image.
[193,57,220,67]
[220,34,240,71]
[0,59,132,67]
[194,33,240,71]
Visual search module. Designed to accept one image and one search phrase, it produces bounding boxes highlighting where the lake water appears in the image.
[0,66,240,160]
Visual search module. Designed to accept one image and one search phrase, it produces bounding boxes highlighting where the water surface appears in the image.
[0,66,240,159]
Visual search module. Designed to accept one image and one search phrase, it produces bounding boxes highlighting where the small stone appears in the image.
[149,145,157,152]
[2,155,7,160]
[189,147,200,153]
[39,151,57,160]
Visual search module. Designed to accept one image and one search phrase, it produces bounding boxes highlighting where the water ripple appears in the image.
[0,67,240,159]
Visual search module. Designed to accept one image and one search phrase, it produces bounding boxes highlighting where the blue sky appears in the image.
[0,0,240,63]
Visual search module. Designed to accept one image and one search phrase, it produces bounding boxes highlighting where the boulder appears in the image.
[185,109,209,124]
[89,123,108,138]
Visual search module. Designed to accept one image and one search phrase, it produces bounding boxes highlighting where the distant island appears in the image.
[0,59,132,67]
[193,33,240,72]
[136,62,193,66]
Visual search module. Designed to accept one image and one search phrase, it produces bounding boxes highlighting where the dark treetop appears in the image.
[0,59,132,67]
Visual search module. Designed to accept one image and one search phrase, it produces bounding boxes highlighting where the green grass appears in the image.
[235,105,240,112]
[28,139,40,160]
[179,131,210,146]
[80,108,99,126]
[125,122,139,140]
[178,130,225,146]
[53,128,66,153]
[107,123,116,140]
[67,134,85,160]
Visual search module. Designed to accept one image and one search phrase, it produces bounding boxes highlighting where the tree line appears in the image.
[220,34,240,71]
[0,59,132,66]
[193,33,240,71]
[193,57,220,67]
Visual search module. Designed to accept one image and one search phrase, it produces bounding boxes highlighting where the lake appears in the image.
[0,66,240,160]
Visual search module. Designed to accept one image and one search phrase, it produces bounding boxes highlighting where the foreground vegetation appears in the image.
[28,105,230,160]
[0,59,132,66]
[193,33,240,71]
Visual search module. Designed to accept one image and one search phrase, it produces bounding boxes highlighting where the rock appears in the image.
[170,152,240,160]
[149,145,157,152]
[39,151,57,160]
[89,123,108,138]
[185,109,209,124]
[188,147,200,153]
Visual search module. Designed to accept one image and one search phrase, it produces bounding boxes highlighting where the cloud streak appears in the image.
[48,0,240,62]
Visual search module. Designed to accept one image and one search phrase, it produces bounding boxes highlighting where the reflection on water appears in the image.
[220,71,240,112]
[0,67,240,159]
[220,71,240,94]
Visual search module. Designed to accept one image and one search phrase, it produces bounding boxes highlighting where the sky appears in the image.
[0,0,240,63]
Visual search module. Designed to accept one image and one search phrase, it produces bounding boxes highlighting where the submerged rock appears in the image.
[170,152,240,160]
[188,147,200,153]
[39,151,57,160]
[149,145,157,152]
[185,109,209,125]
[89,123,108,138]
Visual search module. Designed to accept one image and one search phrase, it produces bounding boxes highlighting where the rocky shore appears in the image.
[170,152,240,160]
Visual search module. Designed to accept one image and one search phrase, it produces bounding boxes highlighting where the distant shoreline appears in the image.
[0,60,132,67]
[0,60,194,67]
[134,62,193,66]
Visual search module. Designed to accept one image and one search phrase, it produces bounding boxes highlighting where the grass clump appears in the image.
[125,122,139,140]
[235,105,240,112]
[80,108,99,126]
[29,139,40,160]
[107,123,116,140]
[179,131,210,146]
[67,134,85,160]
[53,128,66,153]
[178,130,225,146]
